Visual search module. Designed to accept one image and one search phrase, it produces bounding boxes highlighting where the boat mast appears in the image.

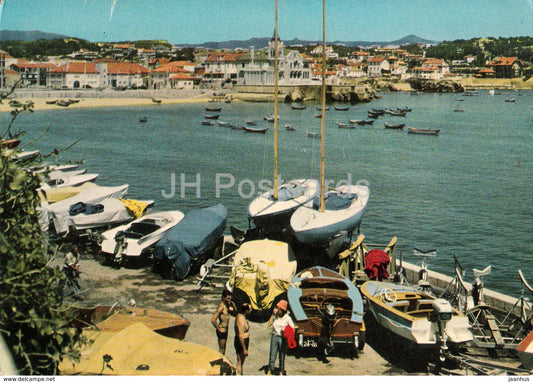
[273,0,279,200]
[319,0,326,212]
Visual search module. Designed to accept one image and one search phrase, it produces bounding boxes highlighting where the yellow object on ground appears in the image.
[228,239,297,312]
[119,199,148,218]
[59,323,235,375]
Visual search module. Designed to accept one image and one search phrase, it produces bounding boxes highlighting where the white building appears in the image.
[48,62,100,89]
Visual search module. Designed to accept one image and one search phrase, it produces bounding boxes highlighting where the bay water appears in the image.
[6,90,532,297]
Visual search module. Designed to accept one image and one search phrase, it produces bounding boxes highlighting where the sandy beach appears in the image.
[75,247,412,376]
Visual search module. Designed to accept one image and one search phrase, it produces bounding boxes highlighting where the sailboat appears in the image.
[247,0,319,233]
[289,0,369,247]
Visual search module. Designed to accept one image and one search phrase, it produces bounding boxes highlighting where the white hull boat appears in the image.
[248,179,319,232]
[290,184,370,246]
[100,210,185,262]
[38,184,129,234]
[60,198,154,234]
[360,281,472,348]
[40,173,99,190]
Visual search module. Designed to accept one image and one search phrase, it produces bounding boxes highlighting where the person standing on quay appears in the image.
[267,300,294,375]
[211,289,236,354]
[234,302,251,375]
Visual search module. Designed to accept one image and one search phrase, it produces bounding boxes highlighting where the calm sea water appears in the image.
[5,90,533,296]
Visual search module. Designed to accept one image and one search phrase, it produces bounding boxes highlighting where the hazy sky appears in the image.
[0,0,532,44]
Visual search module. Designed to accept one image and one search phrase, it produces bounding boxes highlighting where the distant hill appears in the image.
[0,29,438,49]
[0,30,69,41]
[177,35,438,49]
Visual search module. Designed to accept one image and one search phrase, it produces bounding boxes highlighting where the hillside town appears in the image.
[0,35,530,92]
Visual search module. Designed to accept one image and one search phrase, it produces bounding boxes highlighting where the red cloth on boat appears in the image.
[283,325,297,349]
[364,249,390,281]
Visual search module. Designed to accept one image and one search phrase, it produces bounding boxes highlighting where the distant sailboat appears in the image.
[290,0,369,247]
[247,0,319,233]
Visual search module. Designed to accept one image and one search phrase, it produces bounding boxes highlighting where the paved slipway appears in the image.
[75,250,413,376]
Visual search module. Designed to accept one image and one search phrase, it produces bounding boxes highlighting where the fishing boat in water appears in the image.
[291,104,306,110]
[204,114,220,120]
[288,266,365,354]
[384,122,405,129]
[243,125,268,134]
[334,106,350,111]
[360,280,472,357]
[407,127,440,135]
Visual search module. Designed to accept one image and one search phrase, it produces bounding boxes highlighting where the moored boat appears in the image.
[407,127,440,136]
[204,114,220,120]
[288,266,365,353]
[40,172,99,190]
[291,104,306,110]
[243,125,268,134]
[206,106,222,112]
[337,122,356,129]
[334,106,350,111]
[384,122,405,129]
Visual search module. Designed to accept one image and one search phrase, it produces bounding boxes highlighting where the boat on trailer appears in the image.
[288,266,365,355]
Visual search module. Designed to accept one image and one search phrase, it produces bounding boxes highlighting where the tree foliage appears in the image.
[0,38,100,59]
[0,106,83,375]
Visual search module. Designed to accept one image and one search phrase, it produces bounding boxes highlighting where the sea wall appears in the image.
[233,84,379,103]
[400,260,531,317]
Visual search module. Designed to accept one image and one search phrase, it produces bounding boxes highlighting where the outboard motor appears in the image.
[322,303,336,355]
[113,231,126,265]
[431,298,454,362]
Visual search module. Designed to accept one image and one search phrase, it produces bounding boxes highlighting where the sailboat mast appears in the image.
[319,0,326,212]
[273,0,279,200]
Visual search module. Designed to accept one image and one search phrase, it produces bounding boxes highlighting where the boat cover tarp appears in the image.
[313,192,356,211]
[228,239,297,315]
[38,184,129,233]
[154,204,227,280]
[42,182,97,203]
[58,323,235,375]
[274,183,305,201]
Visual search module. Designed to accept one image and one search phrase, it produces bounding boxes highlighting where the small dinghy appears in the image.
[288,266,365,354]
[153,204,227,281]
[100,210,185,265]
[40,172,99,190]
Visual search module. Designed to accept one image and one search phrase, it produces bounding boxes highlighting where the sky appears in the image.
[0,0,532,44]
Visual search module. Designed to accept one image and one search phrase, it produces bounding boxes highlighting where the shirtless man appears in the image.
[211,289,235,354]
[234,302,252,375]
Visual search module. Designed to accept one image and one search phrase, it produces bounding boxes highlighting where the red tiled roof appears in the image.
[169,73,197,80]
[424,59,444,65]
[205,52,244,62]
[152,62,188,73]
[369,57,386,63]
[94,58,119,63]
[493,57,517,66]
[106,62,149,75]
[50,62,98,74]
[479,68,495,73]
[11,62,56,69]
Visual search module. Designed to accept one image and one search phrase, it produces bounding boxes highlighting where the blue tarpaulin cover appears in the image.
[154,204,227,280]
